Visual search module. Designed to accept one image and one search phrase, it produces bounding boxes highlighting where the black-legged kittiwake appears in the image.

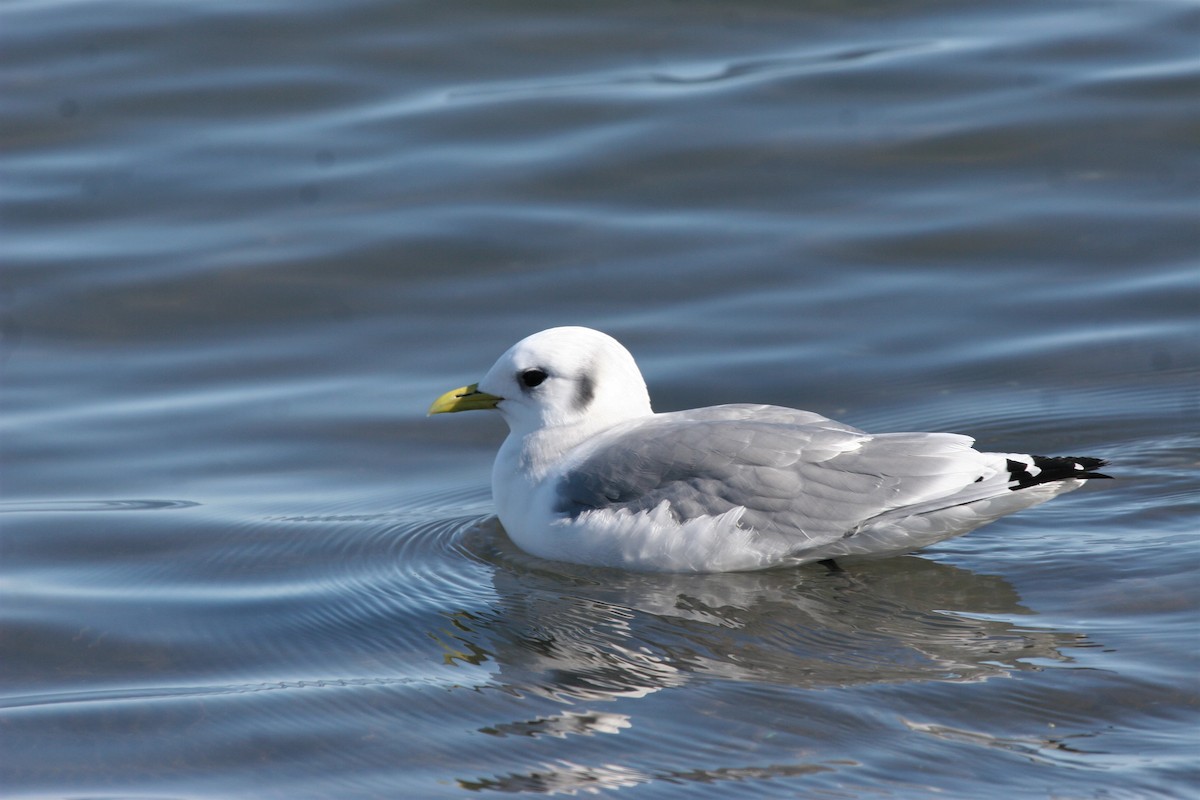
[429,326,1109,572]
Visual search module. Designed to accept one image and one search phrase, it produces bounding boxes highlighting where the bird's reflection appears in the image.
[446,518,1090,794]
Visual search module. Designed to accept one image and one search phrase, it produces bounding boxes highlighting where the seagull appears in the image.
[429,326,1109,572]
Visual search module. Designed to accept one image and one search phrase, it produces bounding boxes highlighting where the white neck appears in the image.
[492,408,648,533]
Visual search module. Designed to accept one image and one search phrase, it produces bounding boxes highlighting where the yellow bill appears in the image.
[428,383,502,415]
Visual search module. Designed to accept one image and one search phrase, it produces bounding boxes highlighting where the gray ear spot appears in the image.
[574,372,595,411]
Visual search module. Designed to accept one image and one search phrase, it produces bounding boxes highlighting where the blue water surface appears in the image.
[2,1,1198,797]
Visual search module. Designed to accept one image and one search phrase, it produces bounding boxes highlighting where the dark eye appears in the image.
[520,368,548,389]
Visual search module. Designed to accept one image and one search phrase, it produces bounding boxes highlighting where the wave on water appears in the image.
[0,498,201,513]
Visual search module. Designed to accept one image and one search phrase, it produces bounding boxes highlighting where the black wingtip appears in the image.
[1006,456,1112,490]
[1071,456,1112,479]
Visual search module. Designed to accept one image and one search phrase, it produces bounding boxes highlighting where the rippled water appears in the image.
[3,0,1198,797]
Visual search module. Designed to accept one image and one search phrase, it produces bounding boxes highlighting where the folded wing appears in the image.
[554,404,991,553]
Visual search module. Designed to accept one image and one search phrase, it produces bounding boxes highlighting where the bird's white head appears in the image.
[430,326,653,439]
[481,326,652,435]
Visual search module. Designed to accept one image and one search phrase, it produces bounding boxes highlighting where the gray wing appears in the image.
[555,404,984,551]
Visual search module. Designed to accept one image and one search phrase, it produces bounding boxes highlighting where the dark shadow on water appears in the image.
[449,518,1092,793]
[456,518,1087,696]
